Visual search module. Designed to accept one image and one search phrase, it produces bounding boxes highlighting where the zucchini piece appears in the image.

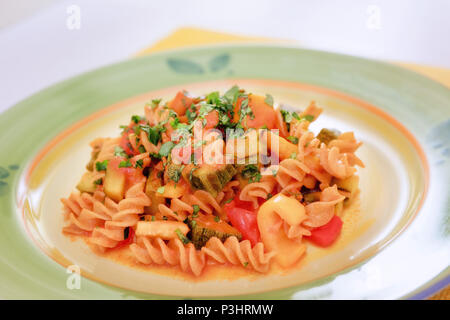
[144,177,165,214]
[187,164,237,197]
[76,171,99,193]
[316,128,340,145]
[104,162,126,202]
[136,221,189,240]
[188,213,242,249]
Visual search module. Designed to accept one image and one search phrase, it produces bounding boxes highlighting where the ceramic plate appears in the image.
[0,45,448,299]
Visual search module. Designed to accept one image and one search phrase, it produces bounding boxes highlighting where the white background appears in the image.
[1,0,449,112]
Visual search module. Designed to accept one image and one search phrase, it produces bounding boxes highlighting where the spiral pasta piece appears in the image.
[239,176,276,208]
[90,182,150,249]
[130,237,206,276]
[130,236,275,275]
[61,190,108,235]
[303,185,345,228]
[202,237,275,273]
[319,144,356,179]
[269,158,310,190]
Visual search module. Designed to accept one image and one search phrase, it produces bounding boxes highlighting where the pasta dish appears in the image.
[61,86,364,277]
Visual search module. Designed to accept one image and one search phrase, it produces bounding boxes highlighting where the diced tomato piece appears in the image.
[305,215,343,247]
[224,199,261,246]
[169,91,194,115]
[246,95,277,129]
[204,110,219,129]
[233,95,277,129]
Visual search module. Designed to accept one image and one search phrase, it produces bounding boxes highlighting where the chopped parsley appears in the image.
[301,114,314,122]
[243,262,249,268]
[159,141,175,157]
[134,159,144,169]
[242,164,261,183]
[280,109,300,124]
[287,136,299,144]
[95,160,108,171]
[157,186,165,194]
[224,85,240,103]
[138,145,146,153]
[290,152,297,159]
[119,160,132,168]
[214,216,220,222]
[94,178,103,185]
[264,94,274,106]
[149,99,161,109]
[175,229,190,244]
[224,198,234,204]
[192,205,200,217]
[140,125,163,145]
[170,117,180,129]
[131,115,142,124]
[114,146,127,157]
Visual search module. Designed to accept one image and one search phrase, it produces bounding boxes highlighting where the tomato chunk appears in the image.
[169,91,194,115]
[224,199,261,246]
[305,215,343,247]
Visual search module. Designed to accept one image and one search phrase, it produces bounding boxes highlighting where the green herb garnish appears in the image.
[95,160,108,171]
[242,164,261,182]
[114,146,127,157]
[192,205,200,217]
[175,229,190,244]
[157,186,165,194]
[287,136,299,144]
[119,160,132,168]
[134,159,144,169]
[131,115,142,124]
[159,141,175,157]
[264,94,274,106]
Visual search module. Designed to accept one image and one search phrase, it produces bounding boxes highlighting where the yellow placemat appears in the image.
[136,27,449,300]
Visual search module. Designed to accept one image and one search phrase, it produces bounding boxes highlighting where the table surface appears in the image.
[1,0,449,113]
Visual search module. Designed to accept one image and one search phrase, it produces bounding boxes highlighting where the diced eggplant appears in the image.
[188,214,242,249]
[187,164,237,197]
[317,128,341,145]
